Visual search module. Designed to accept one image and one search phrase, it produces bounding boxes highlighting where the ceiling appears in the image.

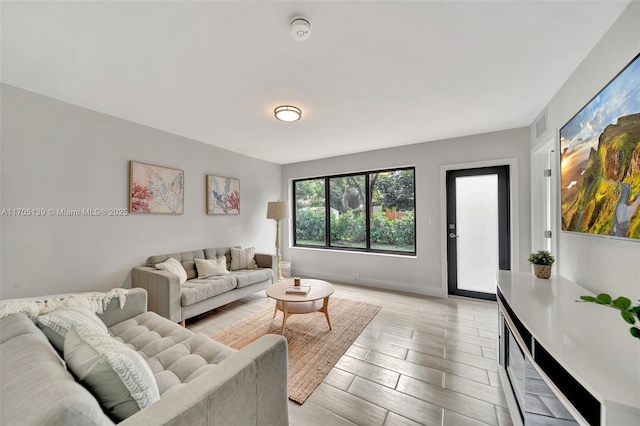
[1,1,630,165]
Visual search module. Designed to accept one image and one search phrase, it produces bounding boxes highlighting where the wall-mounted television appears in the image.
[560,53,640,241]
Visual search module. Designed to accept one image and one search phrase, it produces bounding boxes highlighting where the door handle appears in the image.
[448,233,459,239]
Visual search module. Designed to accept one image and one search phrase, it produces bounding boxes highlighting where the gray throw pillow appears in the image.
[230,247,258,270]
[64,324,160,421]
[37,306,108,352]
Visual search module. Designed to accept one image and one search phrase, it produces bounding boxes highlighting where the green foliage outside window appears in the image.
[295,208,325,245]
[330,208,366,248]
[294,167,416,254]
[375,170,415,211]
[371,211,415,250]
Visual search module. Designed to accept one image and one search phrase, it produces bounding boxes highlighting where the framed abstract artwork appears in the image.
[207,175,240,214]
[560,53,640,240]
[129,161,184,214]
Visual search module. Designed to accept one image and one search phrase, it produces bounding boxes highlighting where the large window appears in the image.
[294,167,415,255]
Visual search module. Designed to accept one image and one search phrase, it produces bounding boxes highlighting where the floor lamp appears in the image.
[266,201,289,281]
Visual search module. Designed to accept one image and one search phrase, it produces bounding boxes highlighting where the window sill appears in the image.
[289,245,417,259]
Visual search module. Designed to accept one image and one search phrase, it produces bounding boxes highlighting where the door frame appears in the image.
[446,166,510,300]
[440,158,520,298]
[531,136,560,274]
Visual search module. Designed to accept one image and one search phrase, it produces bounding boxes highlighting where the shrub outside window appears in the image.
[294,178,326,246]
[293,167,415,255]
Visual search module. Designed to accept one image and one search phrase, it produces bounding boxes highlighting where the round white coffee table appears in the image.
[266,278,335,334]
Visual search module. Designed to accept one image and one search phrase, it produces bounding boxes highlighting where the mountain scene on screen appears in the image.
[561,114,640,238]
[560,55,640,239]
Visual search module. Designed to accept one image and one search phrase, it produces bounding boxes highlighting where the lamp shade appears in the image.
[266,201,290,219]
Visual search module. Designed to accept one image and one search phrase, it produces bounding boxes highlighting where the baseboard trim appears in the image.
[292,268,447,298]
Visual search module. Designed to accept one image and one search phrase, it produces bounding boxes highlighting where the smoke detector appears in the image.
[290,17,311,41]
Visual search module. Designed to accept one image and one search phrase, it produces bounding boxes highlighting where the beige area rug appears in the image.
[212,297,381,404]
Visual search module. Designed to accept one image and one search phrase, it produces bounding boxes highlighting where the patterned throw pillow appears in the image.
[64,324,160,421]
[194,257,230,279]
[37,306,109,352]
[230,247,258,271]
[155,257,188,284]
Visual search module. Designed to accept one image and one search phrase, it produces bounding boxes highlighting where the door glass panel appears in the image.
[455,174,498,294]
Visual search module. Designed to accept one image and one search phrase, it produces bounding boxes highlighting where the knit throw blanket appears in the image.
[0,288,131,322]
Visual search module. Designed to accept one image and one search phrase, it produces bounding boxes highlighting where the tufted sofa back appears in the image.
[146,246,240,280]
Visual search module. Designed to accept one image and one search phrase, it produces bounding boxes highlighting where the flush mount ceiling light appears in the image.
[274,105,301,122]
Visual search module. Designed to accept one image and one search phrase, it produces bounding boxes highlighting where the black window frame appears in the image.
[293,166,416,256]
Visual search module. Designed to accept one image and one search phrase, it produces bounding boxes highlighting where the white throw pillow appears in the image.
[155,257,187,284]
[37,306,109,352]
[230,247,258,271]
[194,257,230,279]
[64,324,160,421]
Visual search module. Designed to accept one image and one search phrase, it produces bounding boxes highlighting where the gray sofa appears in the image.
[132,246,276,324]
[0,288,289,425]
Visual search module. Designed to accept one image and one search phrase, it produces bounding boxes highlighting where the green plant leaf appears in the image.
[612,297,632,310]
[596,293,612,305]
[528,250,555,265]
[630,306,640,315]
[630,327,640,340]
[579,296,597,302]
[621,310,636,324]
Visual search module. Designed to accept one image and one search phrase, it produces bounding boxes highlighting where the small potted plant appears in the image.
[528,250,555,279]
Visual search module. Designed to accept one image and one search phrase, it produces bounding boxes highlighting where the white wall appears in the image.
[1,84,281,299]
[530,1,640,296]
[281,128,531,297]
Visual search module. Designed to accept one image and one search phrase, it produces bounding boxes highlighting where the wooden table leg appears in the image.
[273,302,278,318]
[281,301,289,334]
[321,297,332,330]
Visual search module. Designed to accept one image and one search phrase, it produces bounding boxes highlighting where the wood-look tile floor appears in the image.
[187,282,513,426]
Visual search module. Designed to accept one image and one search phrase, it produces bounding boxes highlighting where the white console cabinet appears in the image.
[496,271,640,426]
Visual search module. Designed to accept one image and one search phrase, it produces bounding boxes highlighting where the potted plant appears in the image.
[528,250,555,279]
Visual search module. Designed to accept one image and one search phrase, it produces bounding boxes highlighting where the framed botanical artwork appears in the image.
[207,175,240,214]
[129,161,184,214]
